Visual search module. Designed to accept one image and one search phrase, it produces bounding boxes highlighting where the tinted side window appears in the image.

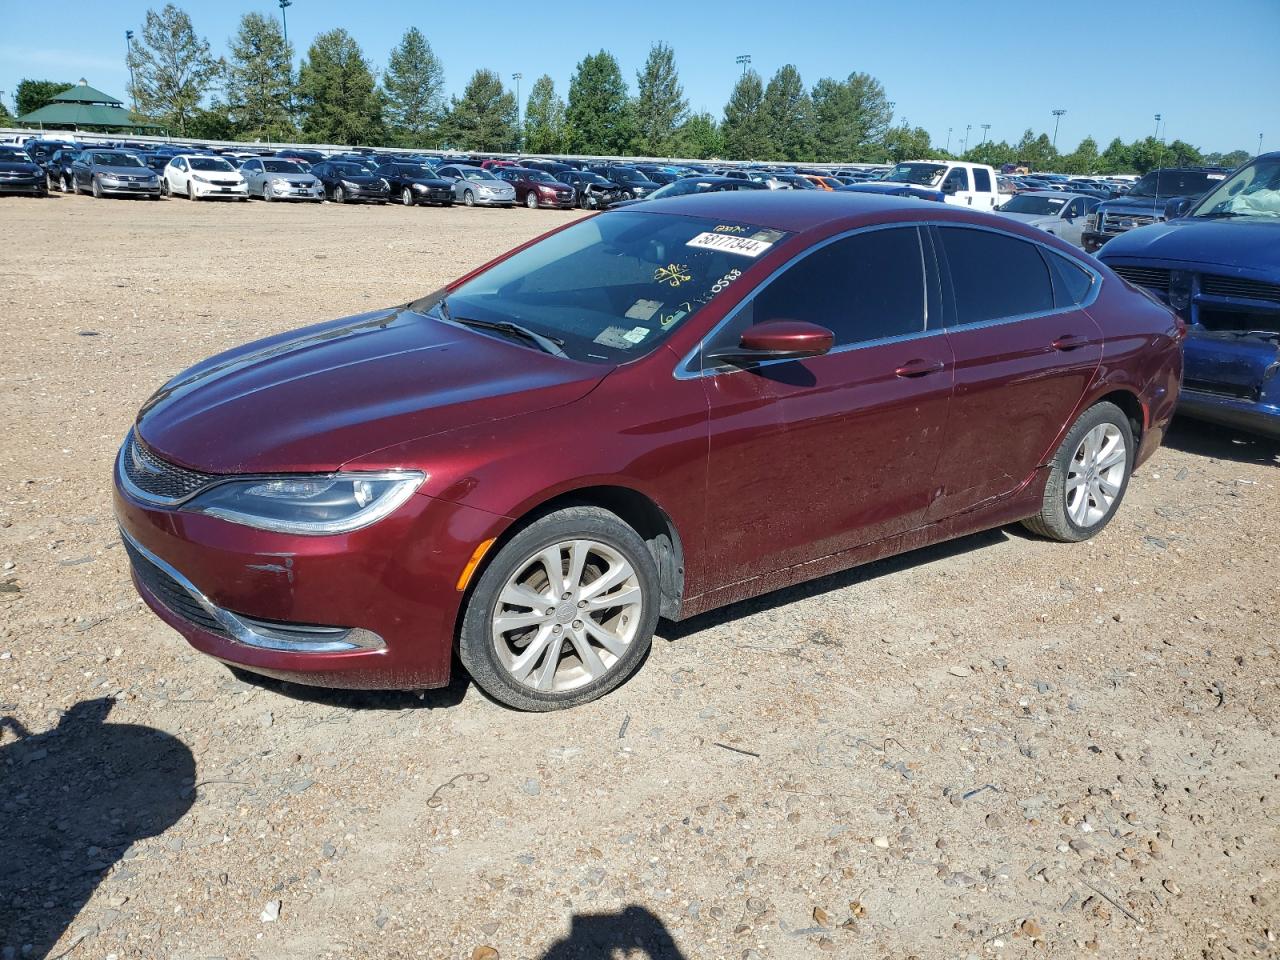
[973,167,992,192]
[937,227,1054,324]
[749,228,926,348]
[1045,250,1095,307]
[945,167,969,191]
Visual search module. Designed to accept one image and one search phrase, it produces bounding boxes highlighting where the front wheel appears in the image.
[401,187,414,206]
[1022,401,1134,542]
[161,178,170,198]
[91,176,102,199]
[462,189,475,207]
[458,506,660,711]
[59,173,70,192]
[525,191,538,209]
[333,185,345,203]
[263,182,274,201]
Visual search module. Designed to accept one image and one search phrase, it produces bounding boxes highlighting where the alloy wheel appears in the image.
[491,539,643,693]
[334,185,345,203]
[1065,423,1126,527]
[525,191,538,209]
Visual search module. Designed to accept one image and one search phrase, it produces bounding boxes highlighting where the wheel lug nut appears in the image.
[562,592,572,600]
[572,619,583,629]
[577,600,587,608]
[545,608,555,617]
[553,624,562,633]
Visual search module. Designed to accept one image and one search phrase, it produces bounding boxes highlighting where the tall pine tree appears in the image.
[297,29,384,145]
[721,70,768,161]
[443,69,517,152]
[810,72,892,162]
[566,51,630,154]
[224,12,294,141]
[383,27,445,148]
[631,42,687,156]
[524,75,567,154]
[761,65,812,162]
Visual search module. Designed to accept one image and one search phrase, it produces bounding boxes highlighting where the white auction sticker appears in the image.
[686,232,774,257]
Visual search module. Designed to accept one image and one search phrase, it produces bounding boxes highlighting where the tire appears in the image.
[1022,401,1135,543]
[91,176,102,199]
[59,174,70,193]
[188,182,197,201]
[525,191,538,209]
[458,506,660,711]
[263,182,274,202]
[401,187,414,206]
[333,185,345,203]
[462,189,475,207]
[161,178,170,198]
[46,172,55,191]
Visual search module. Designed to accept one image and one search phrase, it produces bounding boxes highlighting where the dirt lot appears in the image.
[1,192,1278,960]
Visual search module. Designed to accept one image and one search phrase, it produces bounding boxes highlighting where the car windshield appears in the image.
[460,168,496,181]
[1127,169,1225,199]
[396,164,434,175]
[262,160,303,173]
[1191,157,1280,220]
[524,170,557,183]
[582,174,612,185]
[429,211,791,364]
[92,152,143,167]
[331,163,367,176]
[0,147,30,161]
[649,179,710,199]
[189,157,235,172]
[884,162,946,186]
[611,169,644,182]
[1001,194,1068,215]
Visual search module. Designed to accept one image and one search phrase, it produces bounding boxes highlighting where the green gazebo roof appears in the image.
[18,80,158,130]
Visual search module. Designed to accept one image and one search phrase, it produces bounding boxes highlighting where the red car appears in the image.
[115,193,1183,711]
[494,166,577,209]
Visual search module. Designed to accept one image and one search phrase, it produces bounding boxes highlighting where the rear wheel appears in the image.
[1022,401,1134,542]
[458,507,660,711]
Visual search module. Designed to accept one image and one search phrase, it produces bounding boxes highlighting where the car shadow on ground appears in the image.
[226,665,470,710]
[0,697,195,960]
[1162,417,1279,466]
[659,527,1008,642]
[538,905,688,959]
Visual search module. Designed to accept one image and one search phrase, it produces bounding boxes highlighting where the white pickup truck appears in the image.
[879,159,1002,211]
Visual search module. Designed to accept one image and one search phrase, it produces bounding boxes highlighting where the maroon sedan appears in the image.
[115,192,1183,710]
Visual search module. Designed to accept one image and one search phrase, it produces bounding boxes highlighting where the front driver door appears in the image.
[696,226,954,588]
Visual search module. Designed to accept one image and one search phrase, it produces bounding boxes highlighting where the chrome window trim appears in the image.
[674,223,936,381]
[119,527,384,654]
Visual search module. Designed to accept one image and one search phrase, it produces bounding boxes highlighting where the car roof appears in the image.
[635,190,974,232]
[1020,190,1091,198]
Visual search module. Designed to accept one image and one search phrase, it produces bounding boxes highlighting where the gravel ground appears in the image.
[1,192,1278,960]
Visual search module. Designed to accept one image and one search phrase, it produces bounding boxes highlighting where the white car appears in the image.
[162,155,249,201]
[879,160,1002,211]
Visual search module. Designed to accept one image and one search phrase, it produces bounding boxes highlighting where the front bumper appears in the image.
[534,193,575,209]
[0,175,46,193]
[1178,390,1280,438]
[192,181,247,198]
[468,191,515,206]
[1081,230,1113,254]
[114,455,509,689]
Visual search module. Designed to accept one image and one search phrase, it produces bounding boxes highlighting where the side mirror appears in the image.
[942,180,959,195]
[706,320,834,365]
[1164,196,1193,220]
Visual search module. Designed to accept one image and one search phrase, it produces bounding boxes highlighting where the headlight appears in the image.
[187,472,425,535]
[412,182,428,191]
[272,177,291,189]
[342,179,359,189]
[192,174,210,183]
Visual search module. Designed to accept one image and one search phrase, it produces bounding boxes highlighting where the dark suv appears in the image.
[1082,167,1231,253]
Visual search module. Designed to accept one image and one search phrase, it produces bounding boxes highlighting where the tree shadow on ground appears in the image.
[0,697,195,959]
[539,905,688,959]
[1163,417,1279,466]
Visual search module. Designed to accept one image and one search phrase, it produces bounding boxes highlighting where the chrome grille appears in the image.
[1201,274,1280,304]
[1102,212,1155,234]
[1111,266,1171,290]
[120,432,218,504]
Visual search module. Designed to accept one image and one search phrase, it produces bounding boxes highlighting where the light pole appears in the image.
[963,124,971,153]
[1051,108,1066,149]
[945,127,952,152]
[279,0,292,48]
[980,123,990,146]
[512,72,522,153]
[1258,133,1264,157]
[125,31,136,110]
[1153,113,1161,141]
[735,54,751,76]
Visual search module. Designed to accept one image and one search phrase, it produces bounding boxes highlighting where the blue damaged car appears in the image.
[1098,152,1280,439]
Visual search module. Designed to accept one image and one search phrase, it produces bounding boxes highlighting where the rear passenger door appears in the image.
[971,166,997,211]
[926,226,1102,520]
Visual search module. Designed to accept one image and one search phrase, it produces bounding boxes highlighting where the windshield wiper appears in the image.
[1195,211,1243,219]
[446,310,567,357]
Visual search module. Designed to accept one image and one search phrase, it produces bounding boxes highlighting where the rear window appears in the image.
[938,227,1054,324]
[973,167,992,192]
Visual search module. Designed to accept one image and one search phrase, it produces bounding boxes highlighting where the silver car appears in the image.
[239,157,324,201]
[435,164,516,207]
[994,191,1100,247]
[70,149,161,199]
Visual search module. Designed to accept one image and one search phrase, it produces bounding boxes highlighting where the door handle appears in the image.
[894,358,945,378]
[1051,334,1087,351]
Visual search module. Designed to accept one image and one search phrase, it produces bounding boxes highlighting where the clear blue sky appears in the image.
[4,0,1278,154]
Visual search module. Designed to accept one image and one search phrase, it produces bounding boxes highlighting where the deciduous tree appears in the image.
[809,72,893,162]
[670,112,723,159]
[126,4,223,135]
[524,75,567,154]
[15,79,74,117]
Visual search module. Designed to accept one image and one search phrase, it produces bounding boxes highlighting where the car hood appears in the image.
[135,306,608,474]
[335,174,382,185]
[1098,217,1280,273]
[95,165,154,176]
[407,176,451,187]
[0,160,40,174]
